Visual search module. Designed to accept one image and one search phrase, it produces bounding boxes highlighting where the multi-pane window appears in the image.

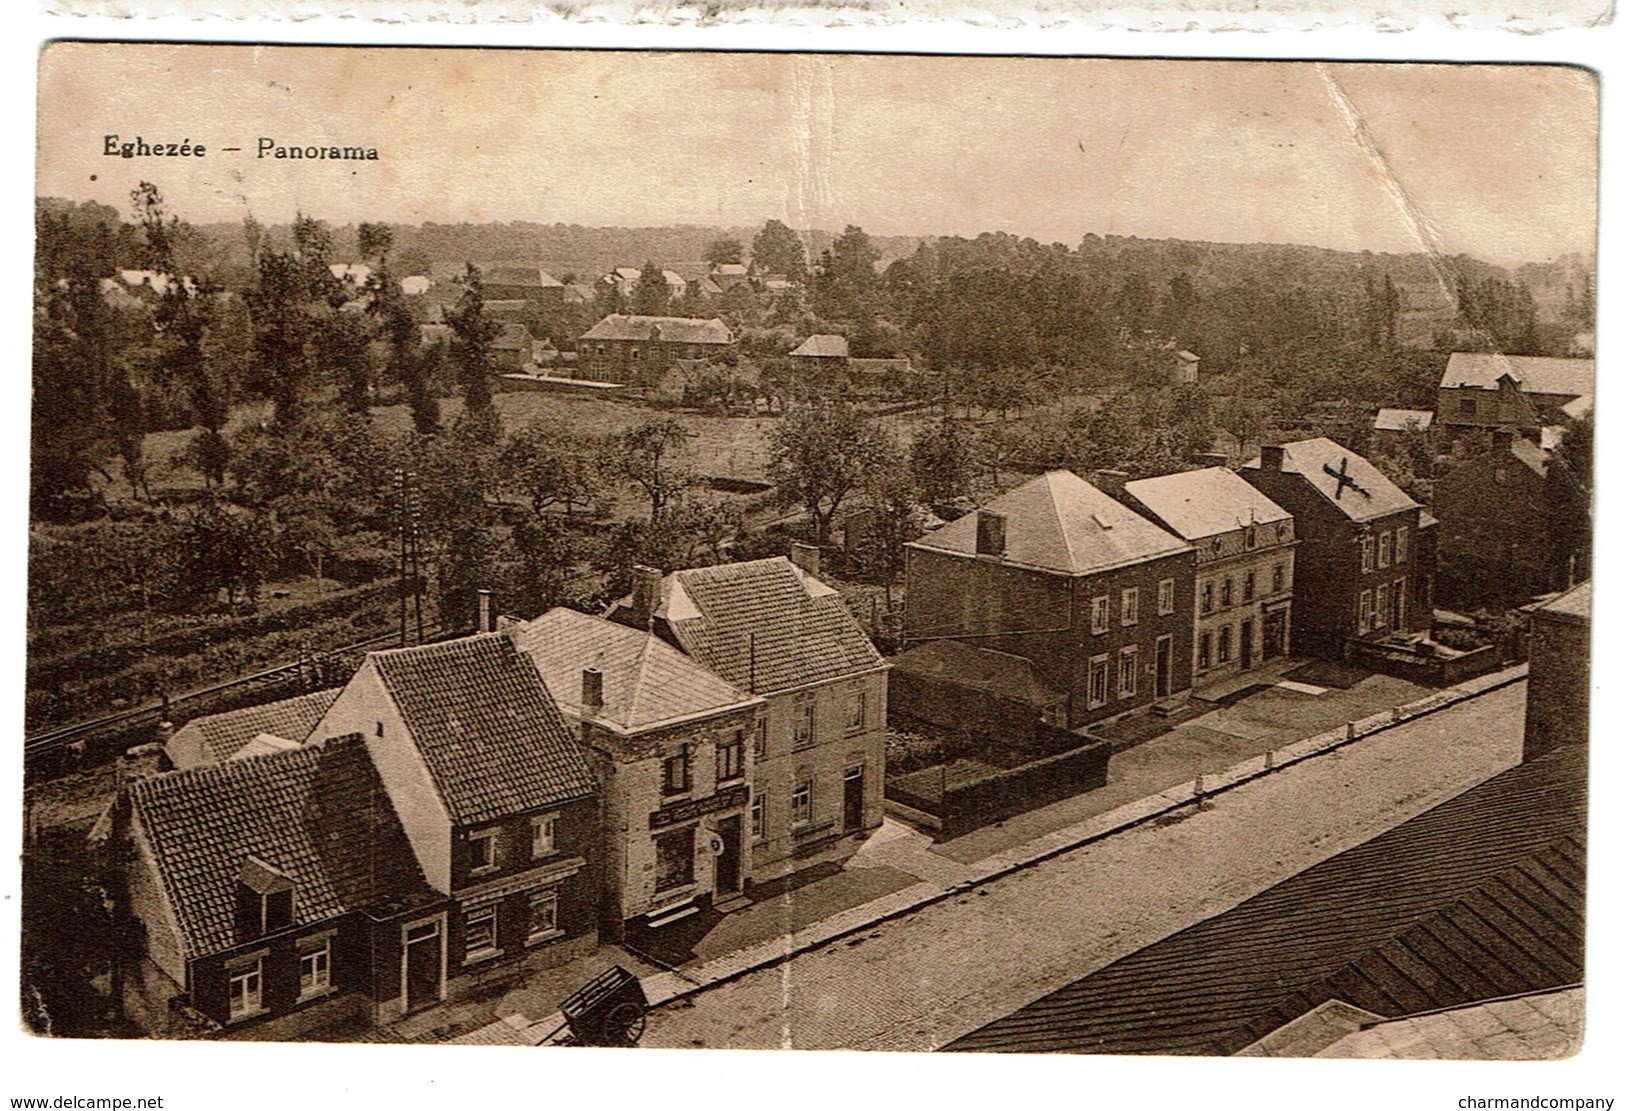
[464,906,498,959]
[1090,595,1110,634]
[1118,647,1139,699]
[531,814,557,859]
[228,959,263,1019]
[1088,656,1109,708]
[1378,531,1393,569]
[1242,571,1255,602]
[793,700,816,750]
[468,828,498,874]
[1374,584,1390,629]
[1218,625,1233,664]
[298,940,331,999]
[753,718,768,760]
[1157,578,1176,615]
[527,891,559,942]
[1198,633,1213,671]
[1220,578,1233,608]
[717,732,745,783]
[1200,582,1214,614]
[791,781,813,826]
[1120,588,1139,626]
[1395,526,1409,564]
[662,746,691,796]
[1272,564,1285,595]
[1358,590,1374,634]
[845,691,867,734]
[751,795,766,840]
[1361,534,1375,573]
[654,828,695,891]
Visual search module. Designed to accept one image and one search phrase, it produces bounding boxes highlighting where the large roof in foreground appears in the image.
[1124,467,1291,542]
[1441,353,1593,398]
[1243,438,1419,524]
[911,470,1189,574]
[515,608,758,733]
[369,634,596,824]
[950,745,1585,1056]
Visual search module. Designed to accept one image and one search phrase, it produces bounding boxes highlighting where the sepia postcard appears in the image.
[23,43,1600,1092]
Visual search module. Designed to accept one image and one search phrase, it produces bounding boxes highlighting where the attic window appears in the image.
[237,857,296,939]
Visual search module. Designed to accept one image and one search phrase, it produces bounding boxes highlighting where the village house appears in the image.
[1435,353,1593,441]
[163,688,340,770]
[788,333,849,388]
[902,470,1196,730]
[708,262,751,293]
[306,634,602,1016]
[1522,581,1590,763]
[482,266,565,306]
[1240,439,1431,661]
[576,314,735,385]
[610,551,889,882]
[1114,467,1297,688]
[512,608,764,937]
[117,736,444,1039]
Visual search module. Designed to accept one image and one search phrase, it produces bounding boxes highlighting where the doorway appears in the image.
[1263,608,1288,660]
[402,915,444,1014]
[714,815,742,896]
[1240,617,1255,670]
[843,765,866,831]
[1154,635,1173,699]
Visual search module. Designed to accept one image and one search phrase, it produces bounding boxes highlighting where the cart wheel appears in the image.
[604,1000,647,1046]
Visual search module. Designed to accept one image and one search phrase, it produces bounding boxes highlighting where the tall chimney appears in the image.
[1259,445,1285,472]
[975,510,1007,558]
[581,667,604,712]
[1091,470,1130,500]
[790,542,822,577]
[629,565,663,630]
[477,588,493,633]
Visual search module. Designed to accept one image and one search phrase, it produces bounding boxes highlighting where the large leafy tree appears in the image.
[768,397,891,543]
[704,237,744,267]
[631,259,670,316]
[811,225,880,323]
[600,418,696,526]
[751,219,809,284]
[445,263,503,443]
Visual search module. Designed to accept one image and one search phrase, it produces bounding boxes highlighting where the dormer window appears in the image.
[236,857,296,939]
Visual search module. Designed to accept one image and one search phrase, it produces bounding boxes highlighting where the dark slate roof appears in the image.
[1441,353,1593,398]
[128,737,437,959]
[579,314,733,345]
[165,688,341,768]
[369,634,597,824]
[660,558,885,695]
[950,745,1586,1056]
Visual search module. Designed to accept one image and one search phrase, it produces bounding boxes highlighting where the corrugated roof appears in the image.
[890,640,1065,708]
[1374,408,1435,432]
[1124,467,1291,543]
[369,634,596,824]
[1243,439,1419,523]
[1441,354,1593,399]
[129,737,437,959]
[790,334,849,359]
[950,745,1585,1056]
[912,471,1189,575]
[660,558,885,695]
[515,608,758,734]
[165,688,340,769]
[579,314,733,345]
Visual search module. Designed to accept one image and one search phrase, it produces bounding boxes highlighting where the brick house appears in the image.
[1432,431,1571,606]
[1241,439,1430,661]
[1117,467,1297,688]
[1436,353,1592,439]
[1522,581,1590,763]
[307,634,602,1018]
[513,608,765,935]
[118,737,444,1039]
[576,314,735,385]
[610,553,889,883]
[902,470,1196,730]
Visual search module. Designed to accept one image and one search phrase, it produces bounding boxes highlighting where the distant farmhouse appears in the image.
[1435,353,1592,440]
[482,265,565,306]
[577,314,735,385]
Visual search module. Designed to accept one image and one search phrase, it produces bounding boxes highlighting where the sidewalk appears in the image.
[456,661,1526,1048]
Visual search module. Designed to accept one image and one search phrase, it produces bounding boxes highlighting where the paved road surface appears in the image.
[641,682,1526,1052]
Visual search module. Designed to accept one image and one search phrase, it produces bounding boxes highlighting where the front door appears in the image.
[843,765,866,831]
[714,815,742,896]
[1154,635,1173,699]
[1263,609,1287,660]
[402,916,444,1013]
[1240,618,1255,670]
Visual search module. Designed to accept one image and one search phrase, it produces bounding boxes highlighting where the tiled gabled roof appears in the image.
[165,688,340,769]
[128,737,437,959]
[912,471,1189,575]
[369,634,596,824]
[515,608,759,734]
[579,314,734,346]
[661,558,885,695]
[950,745,1585,1056]
[790,334,849,359]
[1243,438,1419,524]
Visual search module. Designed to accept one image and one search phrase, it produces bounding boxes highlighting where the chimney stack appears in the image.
[790,542,822,577]
[582,667,604,712]
[975,510,1007,558]
[1090,470,1130,500]
[1259,445,1285,472]
[629,565,663,630]
[477,588,493,633]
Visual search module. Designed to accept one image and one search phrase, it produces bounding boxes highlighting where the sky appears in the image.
[36,46,1597,266]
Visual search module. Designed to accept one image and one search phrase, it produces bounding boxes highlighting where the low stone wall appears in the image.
[886,738,1112,841]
